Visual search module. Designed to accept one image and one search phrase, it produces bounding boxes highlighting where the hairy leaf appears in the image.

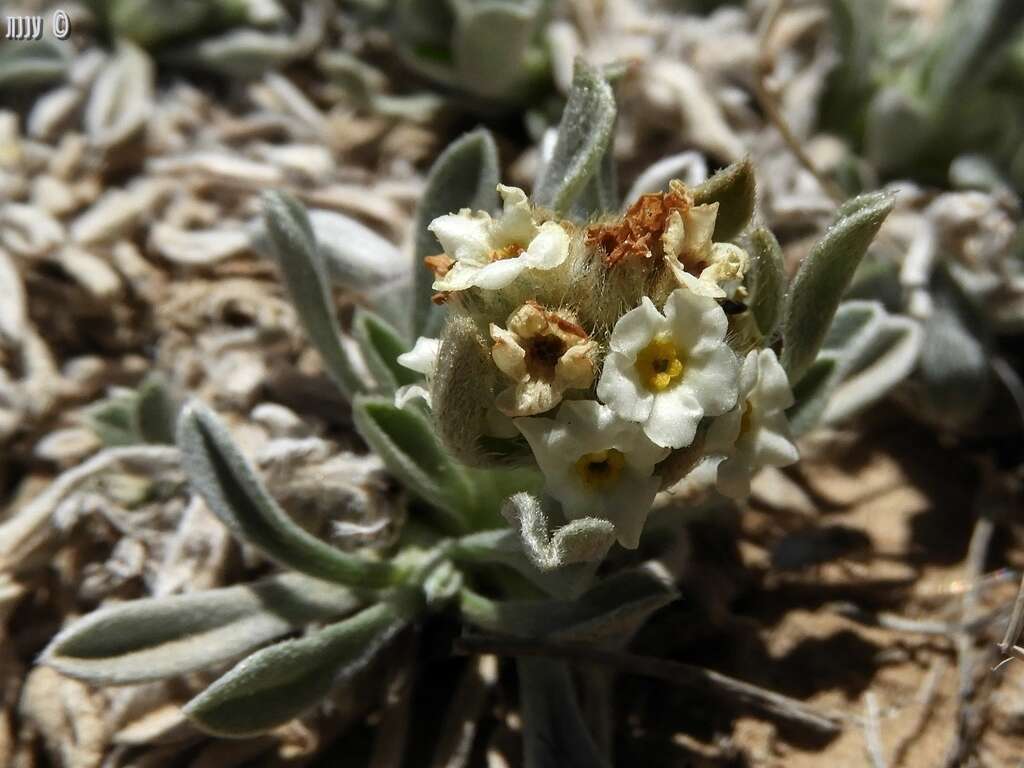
[782,192,894,382]
[177,402,400,587]
[352,310,416,393]
[692,158,756,242]
[501,492,616,571]
[263,191,366,398]
[518,658,610,768]
[184,595,421,737]
[41,573,363,685]
[136,374,178,444]
[453,1,538,98]
[786,357,840,437]
[748,227,786,341]
[460,566,676,643]
[352,397,475,534]
[534,59,616,215]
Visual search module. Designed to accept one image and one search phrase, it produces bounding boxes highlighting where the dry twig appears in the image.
[454,634,844,735]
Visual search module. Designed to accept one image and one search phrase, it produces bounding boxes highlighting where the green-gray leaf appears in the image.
[41,573,363,685]
[184,595,421,737]
[786,357,840,437]
[413,130,500,337]
[501,492,616,571]
[352,397,476,534]
[0,39,67,90]
[136,374,178,444]
[453,1,538,99]
[177,402,400,588]
[352,310,415,393]
[460,566,677,643]
[781,192,894,382]
[534,59,616,215]
[263,191,366,398]
[747,227,786,341]
[692,158,756,242]
[518,658,610,768]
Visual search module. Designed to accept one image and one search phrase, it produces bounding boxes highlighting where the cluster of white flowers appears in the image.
[404,183,799,548]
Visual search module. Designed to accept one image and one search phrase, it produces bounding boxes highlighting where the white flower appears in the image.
[394,336,439,409]
[515,401,669,548]
[661,192,749,299]
[428,185,569,293]
[705,348,799,498]
[596,288,739,448]
[490,302,597,417]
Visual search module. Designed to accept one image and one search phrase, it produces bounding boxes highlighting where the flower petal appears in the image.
[643,387,703,448]
[608,297,668,357]
[664,287,728,351]
[754,349,795,411]
[683,202,718,253]
[684,343,739,416]
[602,475,661,548]
[397,336,440,377]
[554,342,596,391]
[596,352,654,422]
[751,412,799,467]
[491,185,537,246]
[705,407,742,453]
[490,324,527,382]
[715,453,752,498]
[428,212,492,265]
[470,258,530,290]
[521,222,570,271]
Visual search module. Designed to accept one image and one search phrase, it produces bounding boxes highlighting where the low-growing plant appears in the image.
[43,60,918,763]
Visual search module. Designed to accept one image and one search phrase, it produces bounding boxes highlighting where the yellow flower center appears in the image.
[491,242,525,261]
[635,334,685,391]
[574,449,626,491]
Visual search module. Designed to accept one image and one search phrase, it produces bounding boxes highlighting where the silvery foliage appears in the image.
[823,0,1024,193]
[44,60,914,763]
[820,0,1024,430]
[389,0,553,102]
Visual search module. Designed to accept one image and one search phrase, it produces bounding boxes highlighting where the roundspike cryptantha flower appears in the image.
[490,301,597,417]
[596,288,739,448]
[705,348,798,498]
[428,184,570,293]
[661,190,749,299]
[514,400,669,548]
[395,336,439,409]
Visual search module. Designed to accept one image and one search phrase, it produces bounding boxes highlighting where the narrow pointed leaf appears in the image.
[534,59,616,215]
[413,130,500,338]
[781,193,894,382]
[748,227,786,340]
[692,158,756,242]
[518,658,610,768]
[352,310,416,394]
[177,402,400,588]
[352,396,475,534]
[786,357,839,436]
[460,566,676,642]
[41,573,363,685]
[184,596,421,737]
[263,191,366,398]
